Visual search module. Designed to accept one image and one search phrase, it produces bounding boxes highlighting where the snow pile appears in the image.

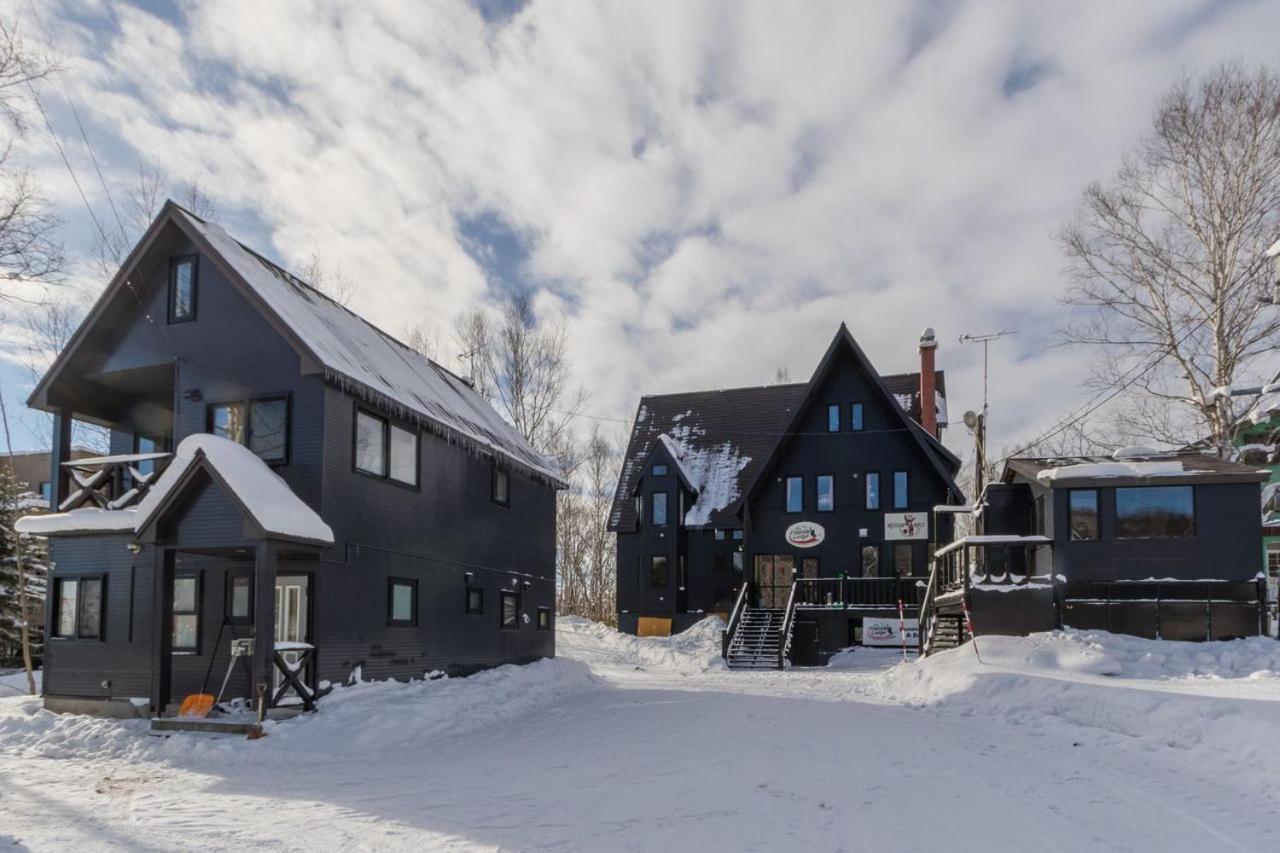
[0,657,598,764]
[661,425,751,527]
[555,615,727,673]
[1036,459,1184,481]
[874,631,1280,775]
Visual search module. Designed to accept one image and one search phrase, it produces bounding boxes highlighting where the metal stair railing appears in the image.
[777,581,798,670]
[721,582,750,659]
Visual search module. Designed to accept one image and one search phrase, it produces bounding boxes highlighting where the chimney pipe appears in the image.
[919,327,938,438]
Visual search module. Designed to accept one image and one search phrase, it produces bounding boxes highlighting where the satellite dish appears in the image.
[962,410,979,429]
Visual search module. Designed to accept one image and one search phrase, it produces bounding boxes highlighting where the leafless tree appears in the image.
[93,164,218,278]
[0,20,63,299]
[556,425,619,624]
[773,366,791,384]
[402,322,440,360]
[1059,63,1280,456]
[298,249,357,308]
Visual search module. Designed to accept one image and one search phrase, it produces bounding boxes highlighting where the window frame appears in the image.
[865,471,881,510]
[651,463,669,477]
[352,405,420,489]
[892,470,909,509]
[714,528,726,541]
[860,545,880,578]
[465,586,484,616]
[651,491,669,526]
[500,590,521,630]
[207,395,291,465]
[1115,485,1196,539]
[851,402,865,431]
[387,577,419,627]
[892,542,915,577]
[226,570,253,624]
[172,572,201,654]
[1067,488,1100,542]
[168,254,198,324]
[650,555,669,589]
[816,474,835,512]
[827,404,840,432]
[536,606,552,631]
[51,575,106,641]
[785,476,804,513]
[491,463,511,507]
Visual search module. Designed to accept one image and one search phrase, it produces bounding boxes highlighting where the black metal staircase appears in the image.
[725,607,787,669]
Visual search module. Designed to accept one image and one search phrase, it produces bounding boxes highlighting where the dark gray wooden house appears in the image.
[611,325,965,667]
[16,201,562,718]
[918,452,1271,653]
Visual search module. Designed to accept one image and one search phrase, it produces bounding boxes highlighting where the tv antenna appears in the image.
[959,330,1017,502]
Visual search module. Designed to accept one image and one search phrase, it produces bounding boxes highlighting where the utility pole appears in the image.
[959,330,1017,508]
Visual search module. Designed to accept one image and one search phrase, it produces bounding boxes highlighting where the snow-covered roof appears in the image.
[655,431,752,527]
[174,207,562,486]
[136,434,334,545]
[1005,452,1269,486]
[1036,460,1186,481]
[15,507,138,536]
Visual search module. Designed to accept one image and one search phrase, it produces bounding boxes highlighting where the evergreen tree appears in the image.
[0,464,49,678]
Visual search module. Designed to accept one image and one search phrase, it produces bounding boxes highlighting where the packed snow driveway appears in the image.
[2,620,1277,852]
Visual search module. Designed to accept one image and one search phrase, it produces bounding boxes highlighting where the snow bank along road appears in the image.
[2,620,1278,852]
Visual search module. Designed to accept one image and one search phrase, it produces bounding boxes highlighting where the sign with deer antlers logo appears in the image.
[784,521,825,548]
[884,512,927,540]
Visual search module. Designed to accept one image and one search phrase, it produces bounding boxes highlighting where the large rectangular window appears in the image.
[52,577,103,640]
[893,471,909,509]
[865,472,880,510]
[827,404,840,432]
[210,402,246,445]
[851,403,864,431]
[169,255,197,323]
[893,543,914,577]
[172,575,199,652]
[816,475,834,512]
[355,410,387,477]
[210,399,288,463]
[388,578,418,626]
[650,555,669,589]
[1068,489,1099,541]
[651,492,669,526]
[500,591,520,629]
[786,476,803,512]
[388,424,418,485]
[355,409,419,486]
[1116,486,1194,538]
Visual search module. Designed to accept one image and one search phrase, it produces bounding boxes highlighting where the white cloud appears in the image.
[4,0,1279,459]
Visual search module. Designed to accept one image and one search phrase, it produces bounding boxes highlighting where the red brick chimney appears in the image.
[919,327,938,438]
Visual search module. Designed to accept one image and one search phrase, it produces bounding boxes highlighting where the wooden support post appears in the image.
[252,540,278,719]
[50,408,72,506]
[149,548,175,715]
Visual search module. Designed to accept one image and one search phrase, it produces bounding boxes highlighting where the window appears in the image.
[537,607,552,631]
[827,404,840,432]
[652,492,668,526]
[210,402,246,445]
[714,528,726,541]
[388,424,418,485]
[650,555,669,588]
[466,587,484,615]
[52,577,105,640]
[227,573,252,622]
[893,543,914,577]
[388,578,418,626]
[134,433,165,478]
[1068,490,1099,541]
[861,546,879,578]
[652,463,669,476]
[732,529,743,541]
[355,410,387,476]
[786,476,803,512]
[500,591,520,629]
[172,575,199,652]
[893,471,909,509]
[492,466,510,506]
[866,472,881,510]
[39,481,52,503]
[801,557,819,579]
[1116,486,1194,538]
[816,475,834,512]
[169,255,197,323]
[248,398,288,463]
[851,403,865,431]
[1268,544,1280,580]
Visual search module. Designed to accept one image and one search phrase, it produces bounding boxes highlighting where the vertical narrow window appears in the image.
[388,424,418,485]
[861,546,879,578]
[816,475,834,512]
[169,256,197,323]
[537,607,552,631]
[39,481,52,503]
[492,465,510,506]
[172,575,199,652]
[851,403,864,431]
[893,471,909,509]
[827,404,840,432]
[54,578,78,638]
[355,410,386,476]
[732,551,744,573]
[210,402,247,445]
[650,555,669,588]
[228,574,252,621]
[248,398,289,463]
[500,591,520,629]
[634,495,643,525]
[465,587,484,615]
[652,492,669,526]
[786,476,803,512]
[134,434,162,477]
[77,578,103,639]
[388,578,418,626]
[1068,490,1099,541]
[865,472,881,510]
[893,543,914,577]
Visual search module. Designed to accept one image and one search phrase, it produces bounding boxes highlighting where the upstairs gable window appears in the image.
[786,476,803,512]
[354,407,419,486]
[652,463,669,476]
[652,491,669,526]
[851,403,865,431]
[866,472,881,510]
[893,471,909,509]
[209,398,289,463]
[827,404,840,432]
[169,256,197,323]
[816,475,834,512]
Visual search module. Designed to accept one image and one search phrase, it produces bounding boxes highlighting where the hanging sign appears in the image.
[863,617,919,646]
[784,521,826,549]
[884,512,927,540]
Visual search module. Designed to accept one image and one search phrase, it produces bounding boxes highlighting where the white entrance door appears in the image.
[274,575,309,692]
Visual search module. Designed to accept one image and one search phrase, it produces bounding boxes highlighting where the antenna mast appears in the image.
[959,330,1017,508]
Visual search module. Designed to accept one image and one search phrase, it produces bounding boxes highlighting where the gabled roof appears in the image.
[608,325,962,531]
[29,202,563,487]
[134,434,334,546]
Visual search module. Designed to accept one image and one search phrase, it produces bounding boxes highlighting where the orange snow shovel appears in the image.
[178,618,229,717]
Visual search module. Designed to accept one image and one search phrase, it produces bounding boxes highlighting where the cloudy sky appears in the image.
[2,0,1278,457]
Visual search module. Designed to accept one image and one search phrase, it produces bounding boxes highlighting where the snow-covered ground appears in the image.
[2,621,1278,851]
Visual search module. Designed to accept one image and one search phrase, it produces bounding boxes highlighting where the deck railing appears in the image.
[58,452,172,512]
[721,583,750,658]
[790,576,929,610]
[778,581,798,669]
